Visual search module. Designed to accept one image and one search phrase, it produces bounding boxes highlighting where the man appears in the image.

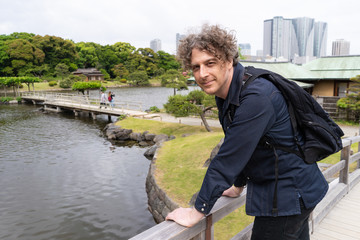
[165,25,328,240]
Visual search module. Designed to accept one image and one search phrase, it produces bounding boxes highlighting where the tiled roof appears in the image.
[302,55,360,79]
[72,68,103,75]
[240,55,360,82]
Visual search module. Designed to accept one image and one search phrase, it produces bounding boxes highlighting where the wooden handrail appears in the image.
[130,136,360,240]
[21,91,143,111]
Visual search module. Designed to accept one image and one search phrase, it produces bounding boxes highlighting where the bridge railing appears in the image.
[130,136,360,240]
[21,91,143,111]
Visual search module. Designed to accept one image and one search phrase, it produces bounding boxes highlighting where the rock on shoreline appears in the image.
[104,123,175,159]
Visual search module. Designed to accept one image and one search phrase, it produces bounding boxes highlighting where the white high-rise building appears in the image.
[263,16,327,63]
[150,39,161,52]
[313,22,328,57]
[176,33,185,53]
[332,39,350,56]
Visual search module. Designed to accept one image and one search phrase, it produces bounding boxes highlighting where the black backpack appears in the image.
[239,66,344,164]
[230,66,344,215]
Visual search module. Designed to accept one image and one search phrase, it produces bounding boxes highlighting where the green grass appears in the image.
[116,117,253,239]
[116,117,222,138]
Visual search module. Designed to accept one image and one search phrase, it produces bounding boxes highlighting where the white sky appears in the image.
[1,0,359,56]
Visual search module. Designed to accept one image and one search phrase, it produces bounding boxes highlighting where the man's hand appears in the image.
[222,186,244,198]
[165,207,205,227]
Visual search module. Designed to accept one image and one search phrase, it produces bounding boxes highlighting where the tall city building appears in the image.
[263,16,327,63]
[332,39,350,56]
[263,16,298,61]
[150,39,161,52]
[176,33,185,53]
[313,21,328,57]
[239,43,251,56]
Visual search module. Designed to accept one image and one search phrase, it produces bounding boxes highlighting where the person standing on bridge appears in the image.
[108,91,115,109]
[100,90,107,109]
[165,24,328,240]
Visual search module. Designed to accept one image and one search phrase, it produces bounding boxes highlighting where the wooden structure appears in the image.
[130,136,360,240]
[21,91,161,120]
[72,68,104,81]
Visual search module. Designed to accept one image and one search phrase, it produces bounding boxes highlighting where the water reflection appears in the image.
[0,104,155,240]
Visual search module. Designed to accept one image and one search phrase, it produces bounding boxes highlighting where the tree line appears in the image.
[0,32,182,80]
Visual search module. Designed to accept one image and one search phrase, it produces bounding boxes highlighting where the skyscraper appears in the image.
[263,16,327,63]
[332,39,350,56]
[150,39,161,52]
[176,33,185,53]
[313,22,328,57]
[263,16,298,61]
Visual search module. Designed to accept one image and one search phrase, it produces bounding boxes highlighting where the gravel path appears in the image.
[155,113,359,138]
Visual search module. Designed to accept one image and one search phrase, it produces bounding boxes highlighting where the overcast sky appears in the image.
[1,0,359,56]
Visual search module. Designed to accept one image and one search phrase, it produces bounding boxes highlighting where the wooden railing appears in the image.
[21,91,143,111]
[130,136,360,240]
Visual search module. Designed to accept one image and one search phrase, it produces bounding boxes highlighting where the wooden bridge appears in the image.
[130,136,360,240]
[21,91,161,120]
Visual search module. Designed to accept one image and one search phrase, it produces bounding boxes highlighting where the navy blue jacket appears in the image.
[194,63,328,216]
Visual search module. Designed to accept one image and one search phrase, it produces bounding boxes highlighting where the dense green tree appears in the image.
[55,63,70,80]
[157,50,181,71]
[112,63,129,79]
[127,70,149,86]
[4,39,45,76]
[75,42,101,68]
[112,42,136,63]
[32,35,78,74]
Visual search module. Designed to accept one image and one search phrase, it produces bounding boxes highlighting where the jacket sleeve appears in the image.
[194,91,276,214]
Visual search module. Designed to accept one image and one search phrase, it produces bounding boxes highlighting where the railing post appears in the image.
[358,140,360,169]
[339,142,351,188]
[205,214,213,240]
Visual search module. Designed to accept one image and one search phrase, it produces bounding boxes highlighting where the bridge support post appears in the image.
[74,110,79,117]
[32,100,36,105]
[91,112,97,120]
[108,115,111,121]
[340,142,351,192]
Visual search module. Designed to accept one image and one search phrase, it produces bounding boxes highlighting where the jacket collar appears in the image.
[216,63,245,112]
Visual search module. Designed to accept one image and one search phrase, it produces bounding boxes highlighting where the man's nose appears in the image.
[199,66,209,78]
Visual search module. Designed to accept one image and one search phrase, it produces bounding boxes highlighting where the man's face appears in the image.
[190,48,233,99]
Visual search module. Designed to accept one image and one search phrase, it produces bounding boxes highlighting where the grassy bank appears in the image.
[118,117,359,239]
[117,117,253,239]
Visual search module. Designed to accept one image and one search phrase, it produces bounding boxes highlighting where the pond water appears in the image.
[0,86,199,240]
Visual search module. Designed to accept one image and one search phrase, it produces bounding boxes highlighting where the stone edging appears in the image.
[145,147,180,223]
[104,123,180,223]
[104,123,222,223]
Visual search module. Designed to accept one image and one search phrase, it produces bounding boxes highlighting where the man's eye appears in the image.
[192,66,199,71]
[208,62,216,66]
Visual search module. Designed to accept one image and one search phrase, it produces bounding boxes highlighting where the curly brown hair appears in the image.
[177,24,239,70]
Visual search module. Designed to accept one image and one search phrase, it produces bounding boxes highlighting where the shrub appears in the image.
[149,106,160,112]
[120,78,127,83]
[59,78,73,88]
[48,81,58,87]
[127,71,149,86]
[1,97,13,102]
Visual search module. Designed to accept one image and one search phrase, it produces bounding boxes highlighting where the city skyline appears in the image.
[1,0,359,56]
